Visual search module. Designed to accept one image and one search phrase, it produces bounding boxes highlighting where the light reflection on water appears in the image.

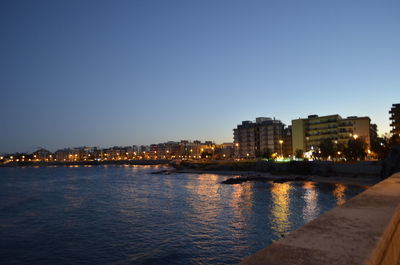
[302,181,319,223]
[333,183,347,205]
[270,183,292,236]
[0,166,368,265]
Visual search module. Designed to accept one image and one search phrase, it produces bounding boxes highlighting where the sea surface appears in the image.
[0,165,367,265]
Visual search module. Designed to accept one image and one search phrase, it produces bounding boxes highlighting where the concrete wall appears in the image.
[239,172,400,265]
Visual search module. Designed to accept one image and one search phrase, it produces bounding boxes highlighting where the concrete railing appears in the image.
[239,172,400,265]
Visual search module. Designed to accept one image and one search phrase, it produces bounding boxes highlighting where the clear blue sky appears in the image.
[1,0,399,153]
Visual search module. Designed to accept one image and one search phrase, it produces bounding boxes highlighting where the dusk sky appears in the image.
[1,0,399,153]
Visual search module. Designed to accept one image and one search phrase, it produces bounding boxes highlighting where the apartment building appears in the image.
[339,116,371,146]
[390,103,400,135]
[233,117,285,158]
[292,114,371,153]
[149,140,218,159]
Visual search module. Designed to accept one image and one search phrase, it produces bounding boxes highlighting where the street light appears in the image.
[353,134,359,140]
[235,143,239,159]
[279,140,284,157]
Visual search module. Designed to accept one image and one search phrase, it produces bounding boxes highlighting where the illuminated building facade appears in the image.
[292,114,371,153]
[149,140,222,159]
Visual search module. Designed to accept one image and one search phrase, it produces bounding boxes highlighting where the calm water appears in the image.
[0,165,367,265]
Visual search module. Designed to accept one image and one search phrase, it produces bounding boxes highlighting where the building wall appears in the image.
[292,119,306,153]
[292,114,372,153]
[307,114,340,150]
[390,103,400,135]
[234,118,285,158]
[343,117,371,147]
[283,126,293,156]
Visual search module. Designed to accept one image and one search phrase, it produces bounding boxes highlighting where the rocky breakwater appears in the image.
[221,174,310,184]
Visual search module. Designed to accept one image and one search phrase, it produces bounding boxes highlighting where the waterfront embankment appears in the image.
[239,172,400,265]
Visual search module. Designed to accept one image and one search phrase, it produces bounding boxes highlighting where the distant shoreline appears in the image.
[0,159,171,168]
[0,159,385,186]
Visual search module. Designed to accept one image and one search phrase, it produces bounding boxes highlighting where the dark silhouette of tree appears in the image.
[370,134,400,160]
[370,136,389,160]
[344,138,367,161]
[335,142,346,160]
[319,139,335,159]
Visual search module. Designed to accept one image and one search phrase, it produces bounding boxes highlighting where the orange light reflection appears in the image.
[302,181,319,223]
[333,183,346,205]
[270,182,292,236]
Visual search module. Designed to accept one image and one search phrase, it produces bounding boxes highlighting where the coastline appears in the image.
[170,169,380,186]
[0,159,170,168]
[1,159,385,186]
[167,160,387,186]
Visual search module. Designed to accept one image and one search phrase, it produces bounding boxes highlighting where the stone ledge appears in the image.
[239,173,400,265]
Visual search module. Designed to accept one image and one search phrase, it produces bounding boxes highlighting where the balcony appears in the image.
[390,121,400,127]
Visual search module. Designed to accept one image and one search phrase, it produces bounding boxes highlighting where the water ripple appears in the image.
[0,166,367,264]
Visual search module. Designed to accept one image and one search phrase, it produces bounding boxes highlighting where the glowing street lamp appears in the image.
[353,134,359,140]
[279,140,284,157]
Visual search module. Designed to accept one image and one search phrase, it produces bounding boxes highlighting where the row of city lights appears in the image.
[0,150,228,162]
[0,133,375,162]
